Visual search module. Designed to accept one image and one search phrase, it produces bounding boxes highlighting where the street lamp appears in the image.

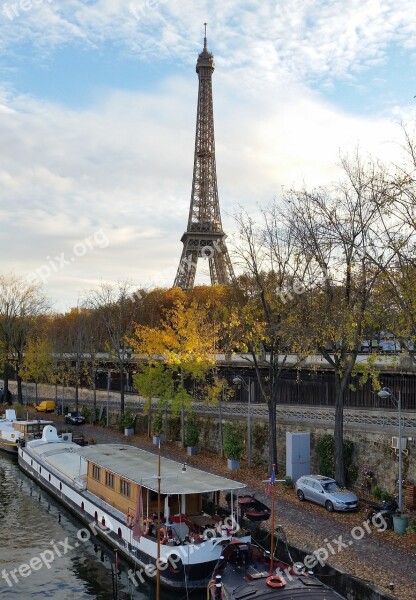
[233,376,254,468]
[377,387,403,512]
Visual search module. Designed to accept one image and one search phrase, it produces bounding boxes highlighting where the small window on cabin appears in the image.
[120,479,131,497]
[92,465,101,480]
[105,471,114,488]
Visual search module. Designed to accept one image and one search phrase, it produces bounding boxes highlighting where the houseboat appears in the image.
[18,425,251,590]
[208,538,346,600]
[0,409,53,454]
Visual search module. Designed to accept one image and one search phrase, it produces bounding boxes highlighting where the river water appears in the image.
[0,453,201,600]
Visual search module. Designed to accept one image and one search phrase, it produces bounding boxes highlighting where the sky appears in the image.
[1,0,416,312]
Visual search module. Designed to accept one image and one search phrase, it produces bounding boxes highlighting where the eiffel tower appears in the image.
[173,26,235,290]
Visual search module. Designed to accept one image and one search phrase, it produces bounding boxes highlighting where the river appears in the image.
[0,453,202,600]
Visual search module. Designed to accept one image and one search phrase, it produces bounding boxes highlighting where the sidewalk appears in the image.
[30,409,416,600]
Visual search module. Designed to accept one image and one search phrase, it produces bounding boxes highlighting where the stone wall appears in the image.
[4,380,415,495]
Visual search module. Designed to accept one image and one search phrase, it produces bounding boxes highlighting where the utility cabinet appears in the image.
[286,432,310,483]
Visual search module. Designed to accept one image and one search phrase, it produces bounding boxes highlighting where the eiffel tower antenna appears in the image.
[173,25,235,290]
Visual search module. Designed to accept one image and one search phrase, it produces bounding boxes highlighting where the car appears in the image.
[295,475,359,512]
[64,411,85,425]
[35,400,56,413]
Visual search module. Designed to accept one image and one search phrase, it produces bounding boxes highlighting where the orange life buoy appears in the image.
[159,526,167,544]
[266,575,286,589]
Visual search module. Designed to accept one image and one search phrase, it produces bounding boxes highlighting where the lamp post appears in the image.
[106,370,111,428]
[233,376,254,468]
[377,387,403,512]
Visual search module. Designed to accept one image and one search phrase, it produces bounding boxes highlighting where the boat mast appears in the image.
[156,441,161,600]
[270,464,275,575]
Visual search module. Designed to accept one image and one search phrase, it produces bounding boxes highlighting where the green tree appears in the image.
[130,300,219,446]
[20,337,53,403]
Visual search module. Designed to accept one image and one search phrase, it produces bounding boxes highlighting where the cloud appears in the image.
[0,0,415,308]
[1,1,416,85]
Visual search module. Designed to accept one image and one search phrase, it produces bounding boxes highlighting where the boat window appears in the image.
[31,460,33,466]
[81,502,85,511]
[92,465,101,480]
[60,483,62,491]
[101,517,106,527]
[105,471,115,488]
[49,475,51,482]
[120,479,131,497]
[118,528,122,538]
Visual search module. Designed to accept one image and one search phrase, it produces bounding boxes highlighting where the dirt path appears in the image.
[32,412,416,600]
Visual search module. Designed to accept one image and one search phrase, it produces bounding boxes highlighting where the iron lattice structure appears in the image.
[173,30,235,290]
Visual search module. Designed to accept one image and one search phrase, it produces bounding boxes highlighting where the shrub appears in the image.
[185,414,199,447]
[121,408,136,430]
[380,489,392,502]
[283,475,293,487]
[152,410,163,436]
[316,434,358,485]
[80,406,93,424]
[406,519,416,534]
[371,485,383,500]
[223,422,245,459]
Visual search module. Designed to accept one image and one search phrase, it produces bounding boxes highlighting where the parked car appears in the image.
[295,475,359,512]
[35,400,56,413]
[64,411,85,425]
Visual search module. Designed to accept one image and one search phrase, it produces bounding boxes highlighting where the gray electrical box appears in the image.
[286,432,310,483]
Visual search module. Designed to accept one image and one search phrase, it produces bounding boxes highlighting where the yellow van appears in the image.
[35,400,56,413]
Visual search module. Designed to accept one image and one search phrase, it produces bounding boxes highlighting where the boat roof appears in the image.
[77,444,246,495]
[28,441,88,483]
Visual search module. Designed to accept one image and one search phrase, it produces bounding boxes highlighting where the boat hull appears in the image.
[0,440,18,454]
[18,444,247,591]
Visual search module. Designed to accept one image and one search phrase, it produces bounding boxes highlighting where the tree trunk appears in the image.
[75,382,79,411]
[3,355,9,401]
[334,373,346,486]
[93,376,97,424]
[119,362,125,415]
[17,375,23,404]
[267,399,277,472]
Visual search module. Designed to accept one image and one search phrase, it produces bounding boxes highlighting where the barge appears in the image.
[0,409,53,454]
[18,425,251,590]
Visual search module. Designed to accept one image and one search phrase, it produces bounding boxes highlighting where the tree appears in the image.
[0,273,48,403]
[130,299,220,446]
[230,206,311,471]
[84,282,139,416]
[285,154,392,485]
[20,337,53,403]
